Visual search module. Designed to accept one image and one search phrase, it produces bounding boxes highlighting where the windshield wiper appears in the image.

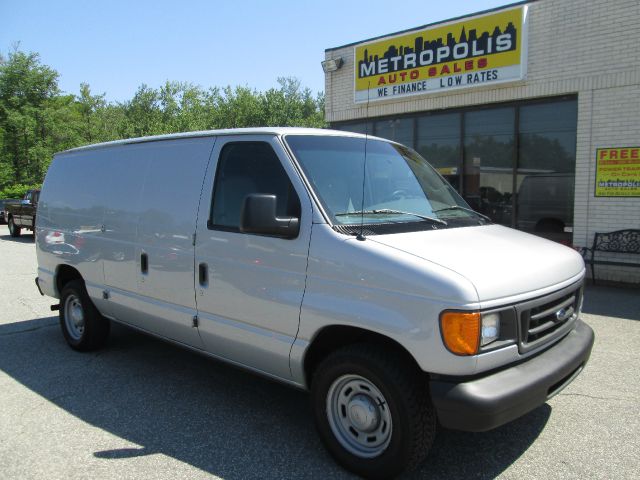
[433,205,492,222]
[335,209,447,226]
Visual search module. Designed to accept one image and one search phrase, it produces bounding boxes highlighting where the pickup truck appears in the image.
[0,198,19,224]
[6,189,40,237]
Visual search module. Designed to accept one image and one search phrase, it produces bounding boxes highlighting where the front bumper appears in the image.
[430,319,594,432]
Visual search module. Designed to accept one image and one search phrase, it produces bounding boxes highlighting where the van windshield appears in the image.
[285,135,484,230]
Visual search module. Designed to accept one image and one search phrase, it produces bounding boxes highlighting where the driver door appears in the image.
[194,135,313,380]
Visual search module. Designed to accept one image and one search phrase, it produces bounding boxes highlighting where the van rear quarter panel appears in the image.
[37,137,216,331]
[37,149,112,295]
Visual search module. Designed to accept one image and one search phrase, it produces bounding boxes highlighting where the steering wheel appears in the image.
[389,189,409,200]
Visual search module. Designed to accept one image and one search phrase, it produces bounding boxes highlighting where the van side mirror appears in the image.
[240,194,300,238]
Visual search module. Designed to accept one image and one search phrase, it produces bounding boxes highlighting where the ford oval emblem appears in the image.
[556,306,574,322]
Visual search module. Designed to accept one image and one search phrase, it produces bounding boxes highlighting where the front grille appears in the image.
[516,283,583,354]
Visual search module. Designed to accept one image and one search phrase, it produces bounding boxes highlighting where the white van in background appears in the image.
[35,128,594,479]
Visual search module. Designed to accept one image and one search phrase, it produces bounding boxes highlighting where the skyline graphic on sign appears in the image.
[358,22,518,78]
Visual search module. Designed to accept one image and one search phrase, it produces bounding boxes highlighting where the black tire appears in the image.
[8,216,21,237]
[311,344,436,479]
[59,279,110,351]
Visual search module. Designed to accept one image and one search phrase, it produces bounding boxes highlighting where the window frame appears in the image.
[207,140,302,236]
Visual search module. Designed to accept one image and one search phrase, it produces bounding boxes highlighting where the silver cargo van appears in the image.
[35,128,594,479]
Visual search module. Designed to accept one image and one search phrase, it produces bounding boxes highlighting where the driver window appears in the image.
[210,142,300,231]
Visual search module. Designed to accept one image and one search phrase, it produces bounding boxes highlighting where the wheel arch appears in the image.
[55,264,84,297]
[303,325,424,387]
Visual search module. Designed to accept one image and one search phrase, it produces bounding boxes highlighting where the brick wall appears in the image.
[324,0,640,283]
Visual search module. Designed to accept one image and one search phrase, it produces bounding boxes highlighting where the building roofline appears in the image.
[324,0,535,53]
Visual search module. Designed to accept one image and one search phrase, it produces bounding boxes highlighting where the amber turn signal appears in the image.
[440,311,481,355]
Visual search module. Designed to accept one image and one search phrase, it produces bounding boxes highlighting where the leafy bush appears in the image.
[0,183,41,199]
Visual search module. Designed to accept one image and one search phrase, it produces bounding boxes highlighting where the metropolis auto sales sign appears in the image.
[354,6,528,102]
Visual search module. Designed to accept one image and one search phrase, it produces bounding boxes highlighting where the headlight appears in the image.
[480,312,500,346]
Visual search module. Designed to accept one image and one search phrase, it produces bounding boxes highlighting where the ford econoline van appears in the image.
[35,128,594,479]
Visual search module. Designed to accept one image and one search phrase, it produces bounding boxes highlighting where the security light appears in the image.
[321,57,344,72]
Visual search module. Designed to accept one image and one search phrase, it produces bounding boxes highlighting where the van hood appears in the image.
[369,224,584,301]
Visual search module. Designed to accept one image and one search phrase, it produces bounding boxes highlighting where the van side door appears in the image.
[128,137,216,347]
[194,135,313,380]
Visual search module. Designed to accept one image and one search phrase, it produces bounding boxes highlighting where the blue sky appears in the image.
[2,0,511,101]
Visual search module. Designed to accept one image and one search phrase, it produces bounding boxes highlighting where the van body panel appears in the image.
[131,137,216,347]
[194,135,314,380]
[99,144,152,301]
[99,286,205,347]
[36,267,56,298]
[37,137,216,348]
[299,223,484,376]
[369,224,584,302]
[473,269,584,311]
[37,148,112,296]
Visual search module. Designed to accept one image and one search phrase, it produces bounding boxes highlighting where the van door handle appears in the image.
[198,262,208,286]
[141,253,148,274]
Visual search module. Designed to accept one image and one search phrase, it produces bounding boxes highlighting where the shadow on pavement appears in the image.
[0,233,35,243]
[582,284,640,321]
[0,317,550,479]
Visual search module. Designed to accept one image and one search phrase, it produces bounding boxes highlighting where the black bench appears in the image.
[582,229,640,285]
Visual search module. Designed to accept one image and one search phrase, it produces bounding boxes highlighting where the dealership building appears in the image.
[323,0,640,284]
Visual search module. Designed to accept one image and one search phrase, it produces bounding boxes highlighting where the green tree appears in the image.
[123,84,164,137]
[0,47,326,194]
[76,82,106,143]
[0,49,61,188]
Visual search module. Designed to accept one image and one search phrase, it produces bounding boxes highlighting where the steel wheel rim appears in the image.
[326,374,393,458]
[64,294,85,340]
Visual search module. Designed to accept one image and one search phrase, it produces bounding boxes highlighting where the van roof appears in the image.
[62,127,380,153]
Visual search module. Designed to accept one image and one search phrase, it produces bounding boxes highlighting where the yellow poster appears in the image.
[595,147,640,197]
[354,6,527,102]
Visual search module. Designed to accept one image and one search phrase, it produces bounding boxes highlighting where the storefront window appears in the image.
[374,118,414,146]
[334,122,368,135]
[516,101,577,243]
[463,108,515,225]
[416,113,461,190]
[331,97,578,243]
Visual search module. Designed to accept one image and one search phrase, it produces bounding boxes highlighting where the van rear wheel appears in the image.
[311,344,435,479]
[59,280,110,351]
[8,217,21,237]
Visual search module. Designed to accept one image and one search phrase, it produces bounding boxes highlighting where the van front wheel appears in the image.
[59,280,110,351]
[311,344,435,479]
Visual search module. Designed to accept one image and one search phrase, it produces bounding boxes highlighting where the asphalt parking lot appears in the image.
[0,224,638,479]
